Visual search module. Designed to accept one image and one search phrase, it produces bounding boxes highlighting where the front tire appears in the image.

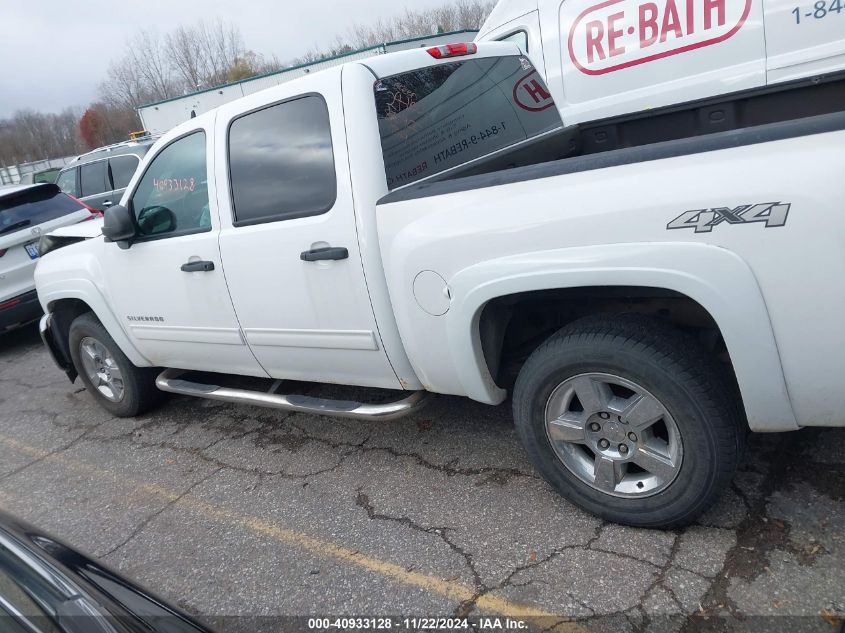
[512,314,743,528]
[68,312,162,417]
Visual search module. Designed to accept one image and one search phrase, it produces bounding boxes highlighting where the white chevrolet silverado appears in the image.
[34,41,845,528]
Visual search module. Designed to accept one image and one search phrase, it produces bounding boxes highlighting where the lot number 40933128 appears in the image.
[792,0,843,23]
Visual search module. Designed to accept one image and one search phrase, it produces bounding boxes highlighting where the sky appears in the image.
[0,0,455,118]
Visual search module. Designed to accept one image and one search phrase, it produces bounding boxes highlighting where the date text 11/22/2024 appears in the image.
[306,617,530,630]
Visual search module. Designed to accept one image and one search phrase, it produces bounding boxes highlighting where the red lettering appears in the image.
[660,0,683,42]
[606,11,626,57]
[686,0,695,34]
[639,2,659,48]
[522,79,552,104]
[704,0,726,28]
[585,20,606,63]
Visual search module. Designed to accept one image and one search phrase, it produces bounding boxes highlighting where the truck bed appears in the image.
[428,72,845,186]
[382,108,845,205]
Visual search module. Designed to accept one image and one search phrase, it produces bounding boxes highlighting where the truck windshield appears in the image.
[374,55,561,190]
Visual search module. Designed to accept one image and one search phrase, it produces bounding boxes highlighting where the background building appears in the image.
[138,30,478,134]
[0,157,74,186]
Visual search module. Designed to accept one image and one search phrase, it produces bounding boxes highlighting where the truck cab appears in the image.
[476,0,845,125]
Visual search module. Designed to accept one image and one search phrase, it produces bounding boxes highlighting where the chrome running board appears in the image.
[155,369,430,421]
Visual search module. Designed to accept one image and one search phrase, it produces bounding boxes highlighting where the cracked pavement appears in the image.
[0,324,843,632]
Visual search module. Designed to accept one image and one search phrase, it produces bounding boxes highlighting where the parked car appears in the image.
[34,42,845,528]
[0,509,213,633]
[0,183,98,333]
[18,168,61,185]
[55,139,155,212]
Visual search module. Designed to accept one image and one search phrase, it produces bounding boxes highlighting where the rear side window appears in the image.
[130,132,210,239]
[375,55,561,189]
[109,155,139,190]
[498,31,528,52]
[55,168,79,197]
[79,161,108,197]
[228,95,336,226]
[0,188,85,236]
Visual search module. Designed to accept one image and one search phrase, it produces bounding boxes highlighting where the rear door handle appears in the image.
[300,247,349,262]
[181,260,215,272]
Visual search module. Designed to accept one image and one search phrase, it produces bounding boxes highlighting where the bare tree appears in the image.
[225,51,284,82]
[101,30,179,110]
[167,25,205,91]
[0,109,83,166]
[168,19,245,90]
[101,19,258,111]
[135,31,176,100]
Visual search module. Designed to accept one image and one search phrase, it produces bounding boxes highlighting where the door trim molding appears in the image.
[243,328,379,351]
[130,325,245,346]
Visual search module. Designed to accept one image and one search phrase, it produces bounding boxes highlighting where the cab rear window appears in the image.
[374,55,561,190]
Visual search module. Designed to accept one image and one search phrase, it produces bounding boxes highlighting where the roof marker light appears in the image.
[427,43,478,59]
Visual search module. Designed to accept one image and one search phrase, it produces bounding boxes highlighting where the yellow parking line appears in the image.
[0,433,588,631]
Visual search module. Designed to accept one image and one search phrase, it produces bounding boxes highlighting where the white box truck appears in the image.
[476,0,845,128]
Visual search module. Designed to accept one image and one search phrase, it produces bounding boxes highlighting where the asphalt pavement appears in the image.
[0,323,842,633]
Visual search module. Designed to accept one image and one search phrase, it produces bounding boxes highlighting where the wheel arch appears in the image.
[41,283,151,369]
[446,242,797,432]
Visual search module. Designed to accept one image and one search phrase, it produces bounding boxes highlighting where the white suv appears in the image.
[0,184,97,333]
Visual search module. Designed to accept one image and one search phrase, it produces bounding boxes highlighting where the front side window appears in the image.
[79,161,108,197]
[109,155,140,190]
[228,95,336,226]
[130,132,210,238]
[55,168,79,197]
[375,55,561,189]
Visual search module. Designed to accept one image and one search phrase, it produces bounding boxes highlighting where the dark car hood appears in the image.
[0,510,213,633]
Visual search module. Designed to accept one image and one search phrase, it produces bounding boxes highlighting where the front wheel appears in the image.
[512,314,744,528]
[68,312,162,417]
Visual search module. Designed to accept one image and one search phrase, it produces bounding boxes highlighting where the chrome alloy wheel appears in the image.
[544,373,683,498]
[78,336,125,403]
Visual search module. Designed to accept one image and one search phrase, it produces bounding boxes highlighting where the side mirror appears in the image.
[136,206,176,236]
[102,204,136,249]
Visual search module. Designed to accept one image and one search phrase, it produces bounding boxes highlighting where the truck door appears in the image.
[763,0,845,84]
[100,125,267,377]
[215,88,402,390]
[540,0,767,124]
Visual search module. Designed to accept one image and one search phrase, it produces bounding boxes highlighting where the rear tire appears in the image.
[68,312,162,417]
[512,314,744,528]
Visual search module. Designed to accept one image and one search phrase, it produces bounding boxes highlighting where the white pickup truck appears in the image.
[34,42,845,528]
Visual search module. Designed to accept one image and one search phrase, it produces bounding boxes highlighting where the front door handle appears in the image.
[300,246,349,262]
[181,260,215,272]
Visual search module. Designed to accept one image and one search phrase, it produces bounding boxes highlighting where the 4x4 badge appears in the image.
[667,202,791,233]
